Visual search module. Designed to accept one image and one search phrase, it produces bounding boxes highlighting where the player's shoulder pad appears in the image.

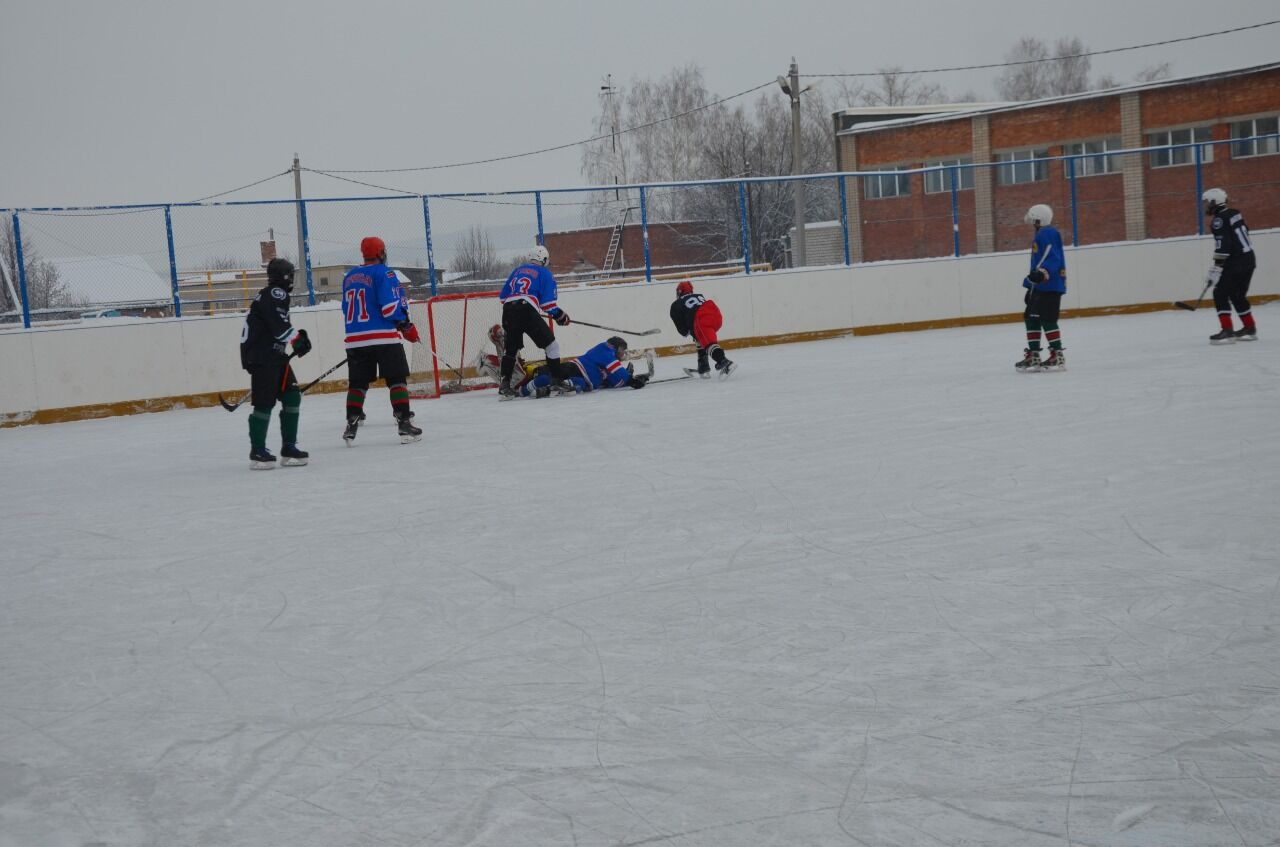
[270,285,288,301]
[1211,216,1224,230]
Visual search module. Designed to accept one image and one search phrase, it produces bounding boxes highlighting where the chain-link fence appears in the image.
[3,132,1275,329]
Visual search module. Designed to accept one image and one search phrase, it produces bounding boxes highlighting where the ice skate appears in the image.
[533,384,552,399]
[1014,349,1041,372]
[397,413,423,444]
[498,379,518,401]
[683,367,712,379]
[1039,349,1065,372]
[1209,328,1237,345]
[280,443,309,467]
[1235,326,1258,341]
[249,446,277,470]
[715,359,737,380]
[342,416,361,446]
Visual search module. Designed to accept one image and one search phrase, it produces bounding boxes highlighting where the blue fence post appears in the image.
[948,167,960,258]
[639,186,652,282]
[12,212,30,328]
[297,199,315,305]
[422,195,437,297]
[737,182,751,274]
[534,192,545,246]
[163,205,181,317]
[1194,143,1204,236]
[839,175,851,265]
[1068,157,1079,247]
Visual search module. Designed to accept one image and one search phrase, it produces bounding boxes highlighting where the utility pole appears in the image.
[292,154,306,271]
[777,59,806,267]
[601,75,622,202]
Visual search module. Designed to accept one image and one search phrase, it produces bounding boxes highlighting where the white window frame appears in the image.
[1231,115,1280,158]
[1063,137,1122,178]
[995,149,1048,185]
[923,159,974,194]
[864,166,912,200]
[1148,126,1214,168]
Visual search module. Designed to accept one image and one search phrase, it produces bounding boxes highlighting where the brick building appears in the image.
[542,220,727,278]
[836,62,1280,263]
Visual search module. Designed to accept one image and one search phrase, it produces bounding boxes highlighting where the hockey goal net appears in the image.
[407,291,507,398]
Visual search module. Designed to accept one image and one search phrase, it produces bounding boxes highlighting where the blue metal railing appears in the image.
[2,133,1276,329]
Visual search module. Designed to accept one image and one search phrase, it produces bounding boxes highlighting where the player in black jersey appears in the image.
[239,258,312,469]
[669,280,735,378]
[1202,188,1258,344]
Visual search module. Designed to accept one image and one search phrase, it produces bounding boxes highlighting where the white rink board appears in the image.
[0,230,1275,418]
[1,307,1278,846]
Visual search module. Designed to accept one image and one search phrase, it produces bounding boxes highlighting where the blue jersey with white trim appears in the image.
[1025,226,1066,293]
[499,263,564,318]
[342,262,410,348]
[573,341,630,389]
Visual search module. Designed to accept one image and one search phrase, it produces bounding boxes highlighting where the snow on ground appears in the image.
[1,306,1278,847]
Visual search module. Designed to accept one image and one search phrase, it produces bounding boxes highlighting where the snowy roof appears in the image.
[49,254,171,305]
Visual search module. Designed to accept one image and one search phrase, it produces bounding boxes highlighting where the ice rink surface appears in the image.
[2,307,1278,847]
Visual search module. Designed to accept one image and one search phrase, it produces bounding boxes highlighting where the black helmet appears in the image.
[607,336,627,356]
[267,258,295,289]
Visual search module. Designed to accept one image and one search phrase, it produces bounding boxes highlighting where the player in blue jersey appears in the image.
[1015,204,1068,373]
[497,245,573,399]
[340,236,422,444]
[519,337,649,397]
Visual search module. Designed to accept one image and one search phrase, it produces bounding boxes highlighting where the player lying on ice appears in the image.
[518,336,649,397]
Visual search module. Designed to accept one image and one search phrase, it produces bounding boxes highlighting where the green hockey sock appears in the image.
[248,407,272,449]
[1024,317,1042,352]
[1043,320,1063,351]
[279,387,301,444]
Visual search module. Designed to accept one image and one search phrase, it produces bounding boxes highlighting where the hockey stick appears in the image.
[648,374,694,385]
[218,352,298,412]
[571,319,661,336]
[1174,279,1213,311]
[411,337,467,385]
[218,354,344,412]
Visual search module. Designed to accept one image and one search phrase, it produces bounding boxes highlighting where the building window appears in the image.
[1148,126,1213,168]
[1231,116,1280,158]
[864,166,912,200]
[996,149,1048,185]
[319,276,329,288]
[1064,137,1122,177]
[923,159,974,194]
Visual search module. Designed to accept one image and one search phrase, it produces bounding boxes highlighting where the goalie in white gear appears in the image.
[476,324,531,388]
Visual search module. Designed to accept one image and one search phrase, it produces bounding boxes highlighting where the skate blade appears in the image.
[683,368,712,379]
[400,434,422,444]
[1210,338,1236,345]
[1238,336,1258,342]
[281,457,308,467]
[250,460,276,470]
[717,363,737,380]
[1015,366,1041,373]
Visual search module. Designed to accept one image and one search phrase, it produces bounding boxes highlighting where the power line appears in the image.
[808,20,1280,78]
[191,169,293,202]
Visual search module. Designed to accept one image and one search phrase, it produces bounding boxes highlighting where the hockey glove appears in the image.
[1207,265,1223,286]
[630,374,649,389]
[396,321,421,344]
[1029,268,1048,283]
[291,329,312,358]
[552,310,571,326]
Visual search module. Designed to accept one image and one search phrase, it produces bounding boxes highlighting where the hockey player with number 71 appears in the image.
[670,279,735,378]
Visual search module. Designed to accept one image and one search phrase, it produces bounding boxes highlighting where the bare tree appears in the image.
[1,219,74,312]
[200,254,255,271]
[840,67,949,108]
[1133,62,1173,83]
[451,225,504,281]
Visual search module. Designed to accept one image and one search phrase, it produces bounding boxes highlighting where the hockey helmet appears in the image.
[360,236,386,261]
[266,257,295,288]
[606,335,628,357]
[488,323,505,347]
[532,245,550,266]
[676,280,694,297]
[1201,187,1228,215]
[1024,204,1053,227]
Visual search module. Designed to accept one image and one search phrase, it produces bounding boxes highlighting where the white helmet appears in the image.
[532,245,550,266]
[1024,204,1053,227]
[1201,187,1227,214]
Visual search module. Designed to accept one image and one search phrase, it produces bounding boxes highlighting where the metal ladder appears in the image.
[601,207,631,272]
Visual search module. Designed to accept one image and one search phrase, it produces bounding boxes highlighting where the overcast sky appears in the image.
[2,0,1277,209]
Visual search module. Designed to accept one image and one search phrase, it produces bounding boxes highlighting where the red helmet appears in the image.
[488,324,504,346]
[360,236,386,261]
[676,280,693,297]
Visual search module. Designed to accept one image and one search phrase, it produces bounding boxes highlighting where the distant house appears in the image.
[49,254,171,311]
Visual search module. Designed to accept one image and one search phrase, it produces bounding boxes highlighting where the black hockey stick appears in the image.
[649,374,694,385]
[1174,279,1213,311]
[571,319,661,336]
[218,354,345,412]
